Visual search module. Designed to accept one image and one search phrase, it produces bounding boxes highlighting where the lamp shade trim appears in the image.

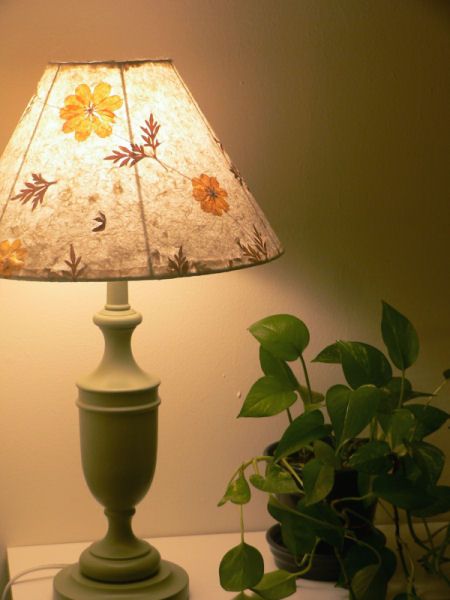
[0,60,283,282]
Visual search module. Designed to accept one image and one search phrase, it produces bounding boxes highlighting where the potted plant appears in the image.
[218,302,449,600]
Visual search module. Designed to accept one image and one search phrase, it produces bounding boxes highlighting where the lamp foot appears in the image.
[53,560,189,599]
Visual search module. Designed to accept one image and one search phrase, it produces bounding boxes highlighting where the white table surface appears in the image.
[7,530,449,599]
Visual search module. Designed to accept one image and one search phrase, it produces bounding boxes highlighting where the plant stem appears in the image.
[240,505,244,544]
[393,505,410,580]
[334,547,356,600]
[331,494,374,510]
[226,456,272,488]
[369,417,378,441]
[378,500,395,522]
[280,458,303,488]
[286,407,293,424]
[406,511,428,551]
[299,354,313,405]
[422,518,442,575]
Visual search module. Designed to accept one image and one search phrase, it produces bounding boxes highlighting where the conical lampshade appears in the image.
[0,59,283,281]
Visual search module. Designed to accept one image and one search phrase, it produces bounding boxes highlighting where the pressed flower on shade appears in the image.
[192,174,229,216]
[60,82,123,142]
[0,240,27,277]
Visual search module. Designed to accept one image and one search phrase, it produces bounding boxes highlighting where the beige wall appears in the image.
[1,0,449,591]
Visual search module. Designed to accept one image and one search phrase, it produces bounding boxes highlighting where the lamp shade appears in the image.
[0,59,282,281]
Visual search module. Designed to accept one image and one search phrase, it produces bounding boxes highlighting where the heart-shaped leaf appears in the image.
[326,384,383,447]
[302,458,335,505]
[409,441,445,486]
[411,486,450,518]
[259,347,299,390]
[379,408,416,453]
[338,341,392,389]
[249,462,299,494]
[372,474,435,510]
[313,440,339,467]
[249,314,310,361]
[351,564,379,600]
[312,342,341,363]
[268,496,344,549]
[267,498,316,555]
[251,569,297,599]
[348,441,392,474]
[273,410,330,461]
[406,404,449,439]
[218,468,251,506]
[219,542,264,592]
[381,301,419,370]
[239,376,297,417]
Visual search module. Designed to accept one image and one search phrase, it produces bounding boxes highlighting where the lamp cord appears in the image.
[1,563,69,600]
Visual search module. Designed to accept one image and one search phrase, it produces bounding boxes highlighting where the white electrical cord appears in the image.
[1,563,69,600]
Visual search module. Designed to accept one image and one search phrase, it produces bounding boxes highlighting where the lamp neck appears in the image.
[106,281,130,310]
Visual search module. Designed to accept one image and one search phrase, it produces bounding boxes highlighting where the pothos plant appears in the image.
[218,302,450,600]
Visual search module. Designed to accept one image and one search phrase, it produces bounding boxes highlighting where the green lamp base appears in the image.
[53,560,189,599]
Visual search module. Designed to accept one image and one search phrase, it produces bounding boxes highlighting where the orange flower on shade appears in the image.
[192,174,229,216]
[60,82,123,142]
[0,239,27,277]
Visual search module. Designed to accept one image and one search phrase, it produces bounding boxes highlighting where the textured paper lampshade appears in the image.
[0,59,282,281]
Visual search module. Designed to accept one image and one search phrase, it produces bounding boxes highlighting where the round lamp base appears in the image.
[54,560,189,600]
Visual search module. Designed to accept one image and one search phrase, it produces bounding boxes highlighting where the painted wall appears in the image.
[0,0,449,592]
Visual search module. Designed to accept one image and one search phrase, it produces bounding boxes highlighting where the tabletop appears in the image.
[7,529,449,599]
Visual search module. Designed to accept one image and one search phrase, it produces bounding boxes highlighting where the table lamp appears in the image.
[0,59,283,599]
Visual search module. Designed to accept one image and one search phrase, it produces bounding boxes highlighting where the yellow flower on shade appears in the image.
[192,174,229,216]
[0,239,27,277]
[60,82,123,142]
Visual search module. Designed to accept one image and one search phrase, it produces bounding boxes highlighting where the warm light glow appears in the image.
[0,59,283,281]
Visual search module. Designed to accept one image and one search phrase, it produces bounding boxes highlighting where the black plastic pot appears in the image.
[266,524,341,581]
[264,441,377,581]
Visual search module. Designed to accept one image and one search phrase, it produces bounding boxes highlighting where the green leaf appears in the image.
[295,499,344,548]
[239,376,297,418]
[372,474,435,510]
[351,564,379,600]
[273,410,331,461]
[325,384,351,443]
[346,544,396,600]
[259,347,299,390]
[348,441,392,474]
[406,404,449,439]
[312,342,341,363]
[251,570,297,600]
[409,441,445,486]
[268,496,344,549]
[298,384,324,407]
[380,378,432,413]
[249,463,299,494]
[302,458,335,505]
[411,485,450,518]
[380,409,416,453]
[249,314,310,361]
[326,385,383,447]
[381,301,419,370]
[218,468,251,506]
[344,536,396,579]
[338,341,392,389]
[267,498,317,555]
[219,542,264,592]
[313,440,339,467]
